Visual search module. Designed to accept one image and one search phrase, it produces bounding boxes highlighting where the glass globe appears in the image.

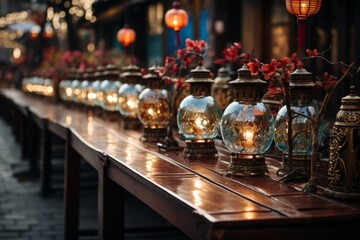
[138,65,171,141]
[221,102,274,154]
[275,105,318,155]
[177,63,222,160]
[177,95,222,140]
[118,83,140,117]
[220,65,273,176]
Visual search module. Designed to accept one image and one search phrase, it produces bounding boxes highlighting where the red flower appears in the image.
[315,72,337,92]
[306,49,318,57]
[247,59,260,76]
[267,82,284,98]
[216,42,243,65]
[261,59,277,80]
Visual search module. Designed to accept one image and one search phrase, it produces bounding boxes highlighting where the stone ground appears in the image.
[0,116,189,240]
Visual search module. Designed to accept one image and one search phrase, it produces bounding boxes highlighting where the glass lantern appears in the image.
[221,65,274,176]
[78,68,95,106]
[177,63,222,160]
[274,68,322,177]
[92,65,106,110]
[100,65,121,119]
[71,69,84,104]
[211,67,233,111]
[118,65,142,129]
[138,64,171,142]
[85,68,98,107]
[59,68,76,103]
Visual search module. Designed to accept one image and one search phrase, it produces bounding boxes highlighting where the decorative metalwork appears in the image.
[326,85,360,199]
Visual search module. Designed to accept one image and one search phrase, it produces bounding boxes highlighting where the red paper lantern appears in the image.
[286,0,322,20]
[117,25,136,47]
[165,1,188,31]
[165,1,188,46]
[285,0,322,52]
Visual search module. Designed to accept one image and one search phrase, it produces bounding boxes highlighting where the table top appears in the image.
[2,88,360,239]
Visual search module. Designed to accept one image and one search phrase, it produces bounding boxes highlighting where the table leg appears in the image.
[28,111,39,178]
[64,128,80,240]
[40,119,52,197]
[98,155,125,240]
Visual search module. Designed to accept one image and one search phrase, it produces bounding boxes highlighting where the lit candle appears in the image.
[244,130,254,149]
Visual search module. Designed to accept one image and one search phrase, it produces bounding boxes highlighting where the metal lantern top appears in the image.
[164,1,188,31]
[229,64,266,103]
[117,24,136,47]
[334,85,360,128]
[103,64,120,81]
[143,64,163,89]
[214,67,231,87]
[120,65,142,84]
[289,67,314,105]
[285,0,322,20]
[186,63,214,97]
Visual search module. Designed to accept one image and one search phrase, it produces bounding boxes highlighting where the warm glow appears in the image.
[65,87,73,97]
[244,130,254,149]
[66,116,72,125]
[285,0,322,19]
[195,118,202,127]
[30,25,41,39]
[147,108,154,115]
[244,131,254,141]
[106,94,117,103]
[87,116,94,136]
[127,100,137,109]
[87,42,95,52]
[13,48,21,59]
[87,92,97,101]
[192,190,202,207]
[46,86,54,95]
[117,26,136,47]
[164,2,188,31]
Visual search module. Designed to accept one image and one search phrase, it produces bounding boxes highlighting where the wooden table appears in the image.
[1,88,360,240]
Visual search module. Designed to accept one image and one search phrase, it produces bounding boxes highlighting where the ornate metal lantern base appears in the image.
[225,154,268,176]
[141,127,168,142]
[122,117,141,129]
[276,155,311,181]
[183,139,218,160]
[325,123,360,199]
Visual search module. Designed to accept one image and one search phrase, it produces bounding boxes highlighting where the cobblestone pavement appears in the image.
[0,117,189,240]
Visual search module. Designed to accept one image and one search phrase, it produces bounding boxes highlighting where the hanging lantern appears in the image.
[30,25,41,39]
[43,22,54,39]
[117,24,136,47]
[165,1,188,47]
[285,0,322,51]
[326,85,360,199]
